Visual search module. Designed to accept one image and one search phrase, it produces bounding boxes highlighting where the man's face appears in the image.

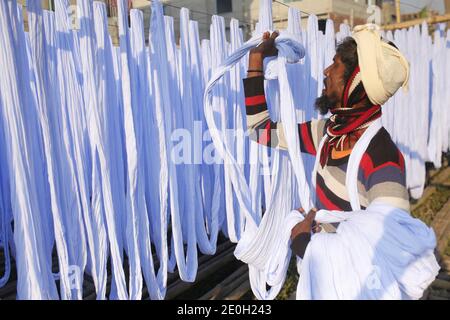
[315,54,347,114]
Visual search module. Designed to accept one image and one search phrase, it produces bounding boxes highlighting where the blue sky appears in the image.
[400,0,445,14]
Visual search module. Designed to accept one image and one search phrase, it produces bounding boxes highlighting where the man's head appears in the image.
[315,37,363,115]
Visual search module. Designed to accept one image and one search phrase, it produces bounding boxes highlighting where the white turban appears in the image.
[352,24,410,105]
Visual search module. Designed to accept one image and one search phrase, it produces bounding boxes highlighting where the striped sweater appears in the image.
[244,76,410,213]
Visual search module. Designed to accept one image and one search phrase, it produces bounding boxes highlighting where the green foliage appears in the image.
[276,255,299,300]
[412,185,450,226]
[445,238,450,257]
[418,6,429,19]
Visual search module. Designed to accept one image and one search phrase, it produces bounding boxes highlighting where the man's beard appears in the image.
[315,94,336,115]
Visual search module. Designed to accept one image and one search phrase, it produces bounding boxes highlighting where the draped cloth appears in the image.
[297,202,439,299]
[204,28,308,299]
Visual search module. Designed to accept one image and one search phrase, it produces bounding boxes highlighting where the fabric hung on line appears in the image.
[0,0,58,299]
[204,1,314,299]
[29,0,89,300]
[149,1,198,286]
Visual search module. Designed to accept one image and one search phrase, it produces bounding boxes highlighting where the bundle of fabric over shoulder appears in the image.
[291,201,439,300]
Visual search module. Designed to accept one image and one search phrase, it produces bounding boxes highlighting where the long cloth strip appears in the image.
[28,0,87,300]
[179,8,215,253]
[150,1,198,282]
[161,15,184,274]
[204,32,307,233]
[209,15,232,242]
[188,18,221,252]
[202,1,322,300]
[92,2,124,299]
[0,93,11,288]
[226,18,247,243]
[255,0,275,213]
[117,0,146,299]
[80,0,128,300]
[203,28,309,299]
[53,0,101,299]
[128,8,168,300]
[198,33,223,251]
[428,26,449,169]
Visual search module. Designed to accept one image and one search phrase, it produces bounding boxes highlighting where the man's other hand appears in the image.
[290,208,320,240]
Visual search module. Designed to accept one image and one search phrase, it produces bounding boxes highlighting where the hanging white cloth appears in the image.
[0,0,58,299]
[150,0,198,283]
[129,7,168,300]
[0,93,12,289]
[81,0,132,300]
[203,4,308,299]
[28,0,89,300]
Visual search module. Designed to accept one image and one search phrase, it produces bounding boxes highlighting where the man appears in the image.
[243,27,410,258]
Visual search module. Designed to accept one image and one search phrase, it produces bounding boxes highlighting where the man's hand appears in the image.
[290,208,320,240]
[247,31,279,77]
[250,31,279,58]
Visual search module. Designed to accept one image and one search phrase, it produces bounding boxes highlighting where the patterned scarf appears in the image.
[319,66,382,167]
